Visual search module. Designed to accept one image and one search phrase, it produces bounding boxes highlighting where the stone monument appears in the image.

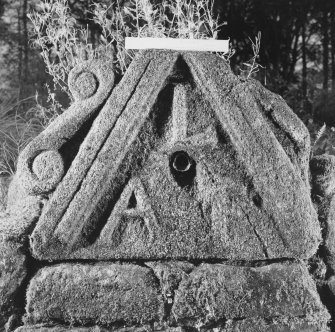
[0,49,334,331]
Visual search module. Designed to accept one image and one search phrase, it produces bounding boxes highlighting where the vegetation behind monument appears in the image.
[0,0,335,175]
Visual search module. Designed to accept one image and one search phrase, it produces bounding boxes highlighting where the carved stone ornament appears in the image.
[0,50,332,332]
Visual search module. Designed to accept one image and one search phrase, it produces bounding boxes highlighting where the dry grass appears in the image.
[29,0,227,91]
[241,31,264,79]
[0,0,234,177]
[0,0,230,177]
[0,96,43,175]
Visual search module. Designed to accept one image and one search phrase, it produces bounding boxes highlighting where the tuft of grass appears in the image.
[241,31,265,79]
[0,0,234,178]
[0,96,43,176]
[1,0,229,177]
[306,120,335,156]
[28,0,111,99]
[27,89,64,128]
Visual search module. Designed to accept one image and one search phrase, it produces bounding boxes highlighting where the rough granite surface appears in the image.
[20,50,321,261]
[311,155,335,274]
[13,262,330,332]
[0,175,42,243]
[21,262,330,331]
[171,262,330,329]
[0,50,332,332]
[0,240,27,327]
[222,317,329,332]
[12,320,328,332]
[16,59,115,195]
[25,263,164,327]
[14,326,183,332]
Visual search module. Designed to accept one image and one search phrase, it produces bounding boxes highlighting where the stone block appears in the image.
[25,263,164,327]
[0,175,42,244]
[14,316,329,332]
[320,195,335,274]
[146,261,194,304]
[15,325,183,332]
[310,154,335,197]
[0,240,27,327]
[310,154,335,275]
[171,263,330,328]
[222,316,330,332]
[15,325,112,332]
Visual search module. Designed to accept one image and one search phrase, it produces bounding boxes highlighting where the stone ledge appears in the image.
[14,324,160,332]
[0,240,27,327]
[14,316,329,332]
[171,262,330,329]
[18,262,330,332]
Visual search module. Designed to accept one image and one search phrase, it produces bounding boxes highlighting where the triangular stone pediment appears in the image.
[28,50,320,261]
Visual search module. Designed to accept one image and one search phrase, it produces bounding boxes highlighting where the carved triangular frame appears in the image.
[30,50,319,260]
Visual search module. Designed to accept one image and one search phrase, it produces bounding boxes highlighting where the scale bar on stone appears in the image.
[125,37,229,53]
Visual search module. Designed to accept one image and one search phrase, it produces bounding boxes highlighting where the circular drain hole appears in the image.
[170,151,196,188]
[172,151,193,172]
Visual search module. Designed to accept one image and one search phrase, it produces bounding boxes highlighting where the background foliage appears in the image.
[1,0,335,174]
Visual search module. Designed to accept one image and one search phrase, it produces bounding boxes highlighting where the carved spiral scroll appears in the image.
[32,150,64,189]
[19,150,65,195]
[69,71,99,100]
[68,59,114,101]
[17,58,115,195]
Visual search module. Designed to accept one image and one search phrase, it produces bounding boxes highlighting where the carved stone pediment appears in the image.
[1,49,331,332]
[14,50,319,261]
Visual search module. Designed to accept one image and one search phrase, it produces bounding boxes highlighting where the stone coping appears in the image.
[15,261,330,332]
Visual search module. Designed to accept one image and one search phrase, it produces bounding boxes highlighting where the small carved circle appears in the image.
[73,71,98,99]
[32,150,64,191]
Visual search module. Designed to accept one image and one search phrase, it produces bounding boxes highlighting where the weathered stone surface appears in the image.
[16,58,115,195]
[14,325,183,332]
[31,151,64,193]
[0,176,34,330]
[222,316,330,332]
[319,195,335,273]
[326,275,335,296]
[184,52,312,184]
[311,154,335,197]
[171,263,330,328]
[25,263,164,327]
[23,50,320,261]
[5,314,22,332]
[310,154,335,274]
[0,175,42,243]
[0,240,27,327]
[0,49,328,332]
[14,315,330,332]
[15,325,111,332]
[0,175,11,212]
[314,277,335,332]
[145,261,194,303]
